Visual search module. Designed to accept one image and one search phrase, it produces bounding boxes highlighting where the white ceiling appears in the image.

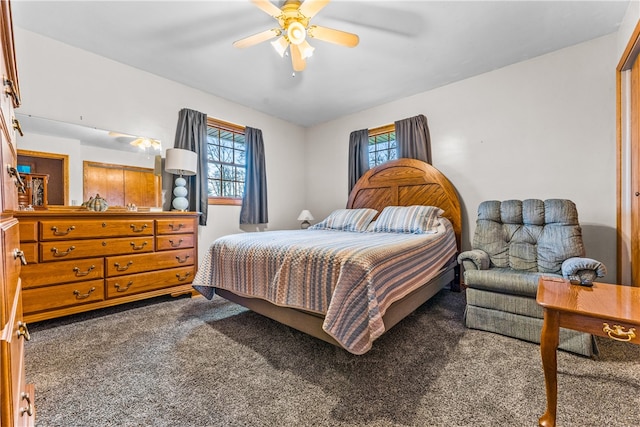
[12,0,629,128]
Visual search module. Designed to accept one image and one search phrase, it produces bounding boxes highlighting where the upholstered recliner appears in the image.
[457,199,606,357]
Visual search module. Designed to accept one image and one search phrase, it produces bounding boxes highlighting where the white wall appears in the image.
[14,28,307,264]
[618,0,640,60]
[305,34,618,283]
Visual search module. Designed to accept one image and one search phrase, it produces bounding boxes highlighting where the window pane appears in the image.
[221,147,233,163]
[368,128,396,168]
[207,120,247,200]
[209,179,221,197]
[209,163,221,179]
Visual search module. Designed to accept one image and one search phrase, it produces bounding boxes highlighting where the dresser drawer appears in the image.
[39,236,154,261]
[21,257,104,289]
[155,234,194,251]
[23,278,104,314]
[18,220,38,242]
[39,219,154,240]
[106,248,195,277]
[20,242,38,264]
[156,218,197,235]
[5,287,33,426]
[2,219,21,326]
[106,266,195,298]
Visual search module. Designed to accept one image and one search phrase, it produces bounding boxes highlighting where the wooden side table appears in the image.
[536,277,640,427]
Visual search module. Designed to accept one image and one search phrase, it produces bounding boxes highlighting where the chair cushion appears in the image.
[473,199,585,274]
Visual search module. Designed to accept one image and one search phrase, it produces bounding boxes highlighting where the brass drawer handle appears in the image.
[114,260,133,271]
[169,223,184,231]
[13,248,27,265]
[7,165,26,193]
[73,287,96,300]
[17,321,30,341]
[4,77,21,106]
[130,223,148,232]
[52,246,75,257]
[602,323,637,342]
[51,225,75,236]
[13,118,24,137]
[114,281,133,292]
[176,272,192,281]
[169,238,183,248]
[73,265,95,277]
[130,241,148,250]
[176,255,190,264]
[20,392,33,417]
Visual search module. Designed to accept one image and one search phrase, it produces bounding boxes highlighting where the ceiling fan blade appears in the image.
[250,0,283,19]
[308,25,359,47]
[233,28,281,49]
[108,131,136,138]
[290,44,306,72]
[298,0,330,19]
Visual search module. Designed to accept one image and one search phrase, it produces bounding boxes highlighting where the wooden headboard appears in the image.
[346,158,462,250]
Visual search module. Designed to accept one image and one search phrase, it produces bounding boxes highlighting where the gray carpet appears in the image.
[25,289,640,427]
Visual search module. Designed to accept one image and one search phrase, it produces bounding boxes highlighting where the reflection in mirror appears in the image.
[15,114,163,209]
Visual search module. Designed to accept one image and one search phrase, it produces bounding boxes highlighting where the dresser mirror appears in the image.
[16,113,163,209]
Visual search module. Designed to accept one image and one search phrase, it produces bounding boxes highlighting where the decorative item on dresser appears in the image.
[164,148,198,211]
[0,0,36,425]
[14,210,199,323]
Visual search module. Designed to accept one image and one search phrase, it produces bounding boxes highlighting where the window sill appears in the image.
[208,197,242,206]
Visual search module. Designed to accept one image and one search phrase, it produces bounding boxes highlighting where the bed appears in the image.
[193,158,462,354]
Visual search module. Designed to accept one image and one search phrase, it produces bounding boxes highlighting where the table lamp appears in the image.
[165,148,198,211]
[297,209,314,229]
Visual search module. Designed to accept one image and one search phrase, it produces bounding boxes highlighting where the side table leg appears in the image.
[539,309,560,427]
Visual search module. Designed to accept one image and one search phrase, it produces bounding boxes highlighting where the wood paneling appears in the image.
[83,161,160,208]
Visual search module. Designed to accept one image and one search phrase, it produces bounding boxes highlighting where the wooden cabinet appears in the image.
[17,173,48,210]
[0,1,35,425]
[14,211,198,323]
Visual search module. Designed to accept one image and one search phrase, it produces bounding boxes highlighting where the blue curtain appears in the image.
[240,127,268,224]
[348,128,369,194]
[395,114,432,164]
[172,108,208,225]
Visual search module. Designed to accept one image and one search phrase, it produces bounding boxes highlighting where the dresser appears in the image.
[15,211,198,323]
[0,1,35,425]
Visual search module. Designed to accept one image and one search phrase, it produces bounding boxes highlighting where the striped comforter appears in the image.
[192,220,457,354]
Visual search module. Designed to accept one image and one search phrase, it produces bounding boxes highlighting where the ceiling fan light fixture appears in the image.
[271,36,289,57]
[130,137,161,151]
[299,39,314,59]
[287,20,306,45]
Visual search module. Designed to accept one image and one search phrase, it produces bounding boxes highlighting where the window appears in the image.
[368,124,397,168]
[206,118,246,205]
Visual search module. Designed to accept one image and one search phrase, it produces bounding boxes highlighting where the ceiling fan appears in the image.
[233,0,359,72]
[109,131,161,151]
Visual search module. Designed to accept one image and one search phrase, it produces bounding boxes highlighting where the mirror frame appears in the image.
[17,149,70,206]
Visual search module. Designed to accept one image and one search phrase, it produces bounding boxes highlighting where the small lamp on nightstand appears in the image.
[165,148,198,211]
[297,209,314,229]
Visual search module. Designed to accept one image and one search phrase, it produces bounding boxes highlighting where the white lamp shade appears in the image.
[297,210,314,221]
[165,148,197,176]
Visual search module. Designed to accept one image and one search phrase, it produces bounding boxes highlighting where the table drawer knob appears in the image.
[602,323,636,342]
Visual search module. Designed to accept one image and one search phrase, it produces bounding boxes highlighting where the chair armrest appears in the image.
[457,249,490,271]
[561,257,607,285]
